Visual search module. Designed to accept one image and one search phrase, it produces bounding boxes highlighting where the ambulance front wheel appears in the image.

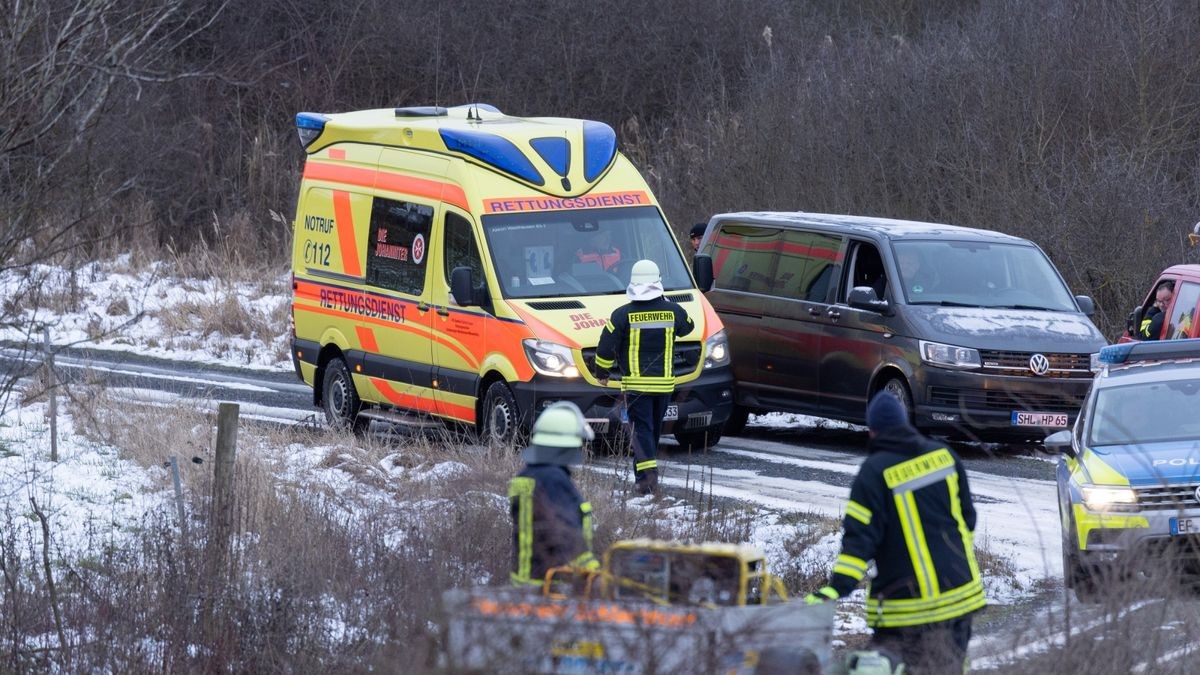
[480,381,522,446]
[323,358,367,434]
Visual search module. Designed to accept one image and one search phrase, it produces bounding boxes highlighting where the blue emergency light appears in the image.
[1097,338,1200,364]
[440,128,544,186]
[582,121,617,182]
[295,112,329,148]
[530,137,570,177]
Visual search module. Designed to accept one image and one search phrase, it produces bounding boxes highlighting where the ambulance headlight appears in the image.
[704,330,730,369]
[1081,486,1138,512]
[522,340,580,378]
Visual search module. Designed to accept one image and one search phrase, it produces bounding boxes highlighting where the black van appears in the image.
[692,212,1107,440]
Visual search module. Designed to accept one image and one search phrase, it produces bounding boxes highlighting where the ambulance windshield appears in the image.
[482,206,692,299]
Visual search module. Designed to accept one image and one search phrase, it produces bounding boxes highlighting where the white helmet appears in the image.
[523,401,594,465]
[627,259,664,300]
[629,259,661,285]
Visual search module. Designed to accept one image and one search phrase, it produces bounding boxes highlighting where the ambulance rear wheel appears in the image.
[323,358,366,434]
[480,381,521,446]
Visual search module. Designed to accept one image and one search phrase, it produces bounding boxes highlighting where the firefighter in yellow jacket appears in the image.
[806,392,986,674]
[594,260,694,495]
[509,402,600,586]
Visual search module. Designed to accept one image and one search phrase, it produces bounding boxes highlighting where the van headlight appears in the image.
[704,329,730,369]
[1081,486,1138,512]
[522,340,580,378]
[919,340,981,370]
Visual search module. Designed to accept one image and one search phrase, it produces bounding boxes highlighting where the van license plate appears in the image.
[1011,411,1068,427]
[1170,517,1200,535]
[663,405,678,421]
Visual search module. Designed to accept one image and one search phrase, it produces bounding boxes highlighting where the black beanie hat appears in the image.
[690,222,707,238]
[867,392,910,433]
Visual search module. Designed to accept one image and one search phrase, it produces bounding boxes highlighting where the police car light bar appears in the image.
[1098,338,1200,364]
[295,112,329,149]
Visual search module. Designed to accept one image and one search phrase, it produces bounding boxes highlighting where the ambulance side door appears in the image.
[359,196,438,413]
[430,207,489,422]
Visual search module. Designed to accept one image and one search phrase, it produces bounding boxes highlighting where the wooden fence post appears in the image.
[43,328,57,462]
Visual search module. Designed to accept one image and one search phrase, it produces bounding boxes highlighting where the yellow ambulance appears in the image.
[288,103,732,449]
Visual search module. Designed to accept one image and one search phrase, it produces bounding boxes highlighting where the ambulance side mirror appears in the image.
[693,254,714,292]
[451,266,478,307]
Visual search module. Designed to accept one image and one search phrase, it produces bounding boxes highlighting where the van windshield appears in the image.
[482,206,692,299]
[892,240,1077,311]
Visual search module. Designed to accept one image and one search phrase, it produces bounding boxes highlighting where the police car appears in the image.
[1048,339,1200,600]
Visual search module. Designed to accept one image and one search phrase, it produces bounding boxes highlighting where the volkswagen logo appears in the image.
[1029,353,1050,376]
[1195,486,1200,504]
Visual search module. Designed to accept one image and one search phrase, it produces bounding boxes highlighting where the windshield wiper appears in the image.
[909,300,979,307]
[987,304,1060,311]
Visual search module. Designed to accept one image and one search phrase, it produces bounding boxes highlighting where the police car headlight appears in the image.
[1081,486,1138,511]
[704,330,730,369]
[522,340,580,378]
[919,340,981,370]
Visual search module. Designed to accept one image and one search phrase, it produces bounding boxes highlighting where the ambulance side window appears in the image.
[366,197,433,296]
[443,212,485,301]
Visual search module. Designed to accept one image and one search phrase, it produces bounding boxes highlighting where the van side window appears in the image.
[710,224,782,294]
[780,230,843,303]
[1167,281,1199,339]
[844,242,886,301]
[444,212,485,301]
[366,197,433,295]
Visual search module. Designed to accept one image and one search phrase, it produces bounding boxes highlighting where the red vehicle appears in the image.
[1121,264,1200,342]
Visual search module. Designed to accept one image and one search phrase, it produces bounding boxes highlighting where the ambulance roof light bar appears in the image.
[1098,338,1200,365]
[295,112,329,149]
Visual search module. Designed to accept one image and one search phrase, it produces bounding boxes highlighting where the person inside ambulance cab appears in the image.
[1139,281,1174,340]
[575,228,622,272]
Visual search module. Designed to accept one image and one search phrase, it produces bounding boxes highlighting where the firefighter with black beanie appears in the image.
[806,392,986,674]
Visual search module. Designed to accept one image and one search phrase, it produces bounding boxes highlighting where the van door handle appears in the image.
[436,306,449,317]
[826,308,841,320]
[417,302,429,313]
[808,307,823,317]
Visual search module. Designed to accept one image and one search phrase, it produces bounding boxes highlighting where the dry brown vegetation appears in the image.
[6,1,1200,338]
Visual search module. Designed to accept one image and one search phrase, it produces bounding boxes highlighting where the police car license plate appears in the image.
[1170,517,1200,535]
[663,405,678,421]
[1011,411,1068,427]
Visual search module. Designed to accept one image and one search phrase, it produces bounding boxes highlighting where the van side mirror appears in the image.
[848,286,889,313]
[693,254,714,292]
[1044,429,1075,457]
[451,266,477,307]
[1074,295,1095,317]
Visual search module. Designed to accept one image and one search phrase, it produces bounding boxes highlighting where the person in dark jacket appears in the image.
[509,401,599,586]
[1139,281,1174,340]
[594,260,694,495]
[689,222,707,253]
[806,392,986,674]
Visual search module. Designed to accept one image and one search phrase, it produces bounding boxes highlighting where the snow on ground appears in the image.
[0,400,169,562]
[0,257,1051,627]
[0,257,292,371]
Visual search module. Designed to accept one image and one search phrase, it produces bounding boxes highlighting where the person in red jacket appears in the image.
[806,392,985,674]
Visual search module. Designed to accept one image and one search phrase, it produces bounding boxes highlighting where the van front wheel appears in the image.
[879,377,914,424]
[480,381,521,446]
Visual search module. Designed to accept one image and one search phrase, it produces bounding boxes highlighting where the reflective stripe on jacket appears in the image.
[594,297,693,393]
[509,464,597,586]
[828,429,985,628]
